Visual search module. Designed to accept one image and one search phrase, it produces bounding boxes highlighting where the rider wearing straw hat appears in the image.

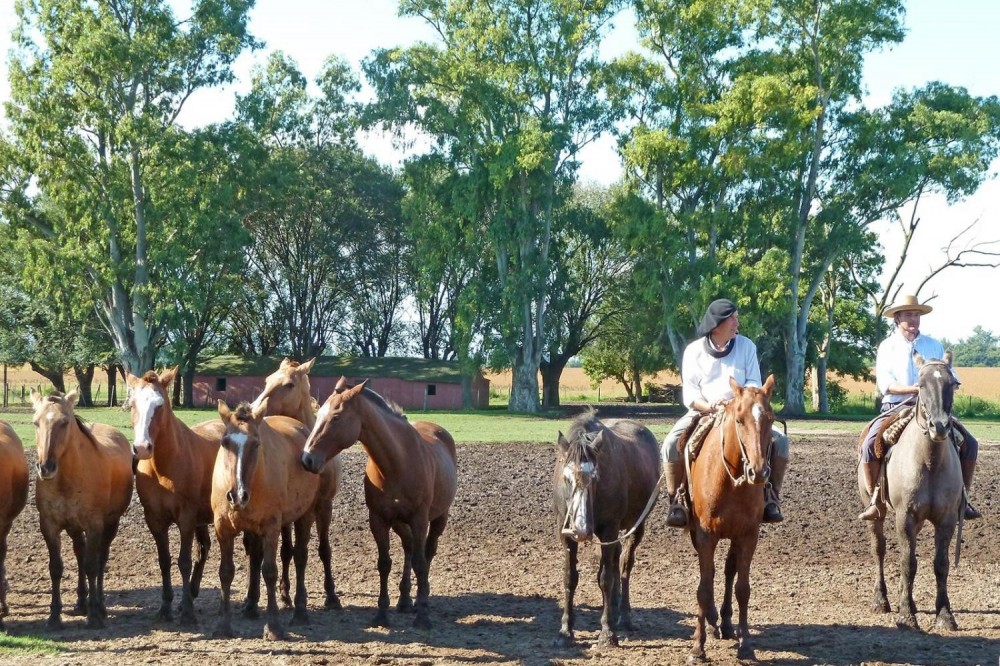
[858,294,981,521]
[660,298,790,527]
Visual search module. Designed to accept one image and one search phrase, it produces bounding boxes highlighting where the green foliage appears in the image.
[950,326,1000,367]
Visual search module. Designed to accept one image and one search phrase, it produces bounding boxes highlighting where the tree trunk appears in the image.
[105,364,119,407]
[73,364,96,407]
[510,352,540,413]
[816,359,829,414]
[540,358,568,409]
[30,361,66,393]
[183,364,197,408]
[172,368,182,407]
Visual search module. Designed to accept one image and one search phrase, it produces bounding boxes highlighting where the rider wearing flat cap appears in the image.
[661,298,790,527]
[858,295,980,521]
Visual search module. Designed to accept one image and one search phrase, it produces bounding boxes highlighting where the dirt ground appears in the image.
[0,409,997,666]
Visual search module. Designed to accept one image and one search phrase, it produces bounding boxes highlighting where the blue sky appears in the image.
[1,0,997,342]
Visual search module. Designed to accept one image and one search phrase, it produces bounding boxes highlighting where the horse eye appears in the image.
[283,382,295,389]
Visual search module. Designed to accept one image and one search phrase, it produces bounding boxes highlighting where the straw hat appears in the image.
[883,294,932,318]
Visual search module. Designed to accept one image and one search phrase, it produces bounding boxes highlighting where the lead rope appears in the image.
[591,471,664,547]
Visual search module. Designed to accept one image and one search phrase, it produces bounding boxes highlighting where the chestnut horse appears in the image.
[301,378,457,629]
[0,420,29,630]
[685,375,776,662]
[127,368,226,625]
[553,412,660,649]
[212,402,319,640]
[30,390,133,629]
[858,351,965,632]
[250,357,343,609]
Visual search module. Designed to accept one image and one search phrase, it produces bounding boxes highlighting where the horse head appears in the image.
[30,390,78,480]
[250,357,316,423]
[126,367,177,460]
[556,426,604,543]
[217,400,266,510]
[914,350,958,443]
[724,374,776,486]
[301,377,367,474]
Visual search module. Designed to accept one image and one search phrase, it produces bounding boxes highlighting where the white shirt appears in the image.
[875,330,945,405]
[681,335,762,409]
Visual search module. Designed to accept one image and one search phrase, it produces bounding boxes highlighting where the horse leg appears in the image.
[689,532,719,663]
[554,536,579,647]
[894,514,920,631]
[933,521,958,632]
[289,517,313,626]
[212,529,236,638]
[596,540,622,648]
[316,499,340,609]
[261,530,285,640]
[720,545,737,640]
[190,524,211,600]
[175,521,199,626]
[0,522,11,621]
[41,521,64,630]
[67,529,88,617]
[96,519,122,620]
[369,512,393,628]
[147,521,174,622]
[867,516,890,613]
[241,532,262,619]
[394,522,414,613]
[82,527,104,629]
[278,523,293,609]
[734,534,760,661]
[617,527,644,632]
[408,516,433,630]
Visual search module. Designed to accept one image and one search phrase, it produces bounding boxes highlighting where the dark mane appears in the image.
[74,415,102,449]
[233,402,254,422]
[361,387,407,420]
[565,410,603,447]
[141,370,159,383]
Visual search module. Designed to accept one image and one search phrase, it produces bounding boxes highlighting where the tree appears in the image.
[3,0,259,375]
[951,326,1000,367]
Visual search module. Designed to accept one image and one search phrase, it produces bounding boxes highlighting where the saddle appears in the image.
[860,406,914,459]
[677,409,725,463]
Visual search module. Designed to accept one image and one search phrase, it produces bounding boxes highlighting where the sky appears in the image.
[0,0,998,342]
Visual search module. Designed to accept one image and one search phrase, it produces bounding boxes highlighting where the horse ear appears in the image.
[591,429,605,452]
[763,374,775,396]
[280,357,294,368]
[912,350,925,368]
[729,376,743,396]
[299,357,316,374]
[557,431,570,451]
[334,376,348,393]
[160,366,179,388]
[30,389,43,409]
[65,390,79,407]
[125,372,139,387]
[347,380,368,398]
[217,399,231,421]
[944,349,953,366]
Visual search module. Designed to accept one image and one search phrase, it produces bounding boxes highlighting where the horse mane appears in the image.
[141,370,159,384]
[360,386,407,420]
[564,410,604,456]
[233,402,255,422]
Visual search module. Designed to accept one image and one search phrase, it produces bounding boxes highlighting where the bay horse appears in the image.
[127,368,226,625]
[685,375,776,662]
[250,357,343,610]
[30,390,134,629]
[858,350,965,632]
[0,420,29,630]
[212,402,320,640]
[301,377,457,629]
[553,412,660,649]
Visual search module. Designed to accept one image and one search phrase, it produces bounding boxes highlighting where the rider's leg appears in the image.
[661,412,697,528]
[762,430,788,523]
[858,412,891,521]
[953,421,981,520]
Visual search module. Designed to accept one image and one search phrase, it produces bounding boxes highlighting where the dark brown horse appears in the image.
[212,402,319,640]
[686,375,776,662]
[30,390,134,629]
[301,378,457,629]
[127,368,225,625]
[251,357,343,609]
[553,412,660,649]
[0,420,29,630]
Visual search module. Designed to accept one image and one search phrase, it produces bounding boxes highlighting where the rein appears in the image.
[719,408,773,488]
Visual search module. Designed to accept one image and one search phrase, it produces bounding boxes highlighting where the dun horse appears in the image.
[212,402,320,640]
[553,412,660,649]
[127,368,226,625]
[0,420,29,629]
[858,351,965,632]
[301,378,457,629]
[30,391,133,629]
[685,376,776,662]
[251,357,343,609]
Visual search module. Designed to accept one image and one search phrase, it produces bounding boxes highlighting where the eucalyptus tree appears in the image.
[3,0,259,376]
[366,0,626,412]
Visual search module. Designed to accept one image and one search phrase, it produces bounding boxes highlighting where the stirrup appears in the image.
[666,492,688,528]
[858,485,883,521]
[762,485,783,523]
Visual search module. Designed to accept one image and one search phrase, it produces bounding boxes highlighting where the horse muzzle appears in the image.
[36,460,57,480]
[132,440,154,460]
[226,486,250,509]
[301,451,324,474]
[745,463,771,486]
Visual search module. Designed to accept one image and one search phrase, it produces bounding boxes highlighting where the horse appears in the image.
[127,368,226,625]
[301,377,457,629]
[858,350,965,632]
[30,390,134,629]
[685,375,776,662]
[250,357,343,610]
[0,420,29,630]
[212,402,320,640]
[553,412,660,649]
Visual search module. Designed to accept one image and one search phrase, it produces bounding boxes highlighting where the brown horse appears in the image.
[251,357,343,609]
[0,420,29,630]
[301,378,457,629]
[30,390,134,629]
[127,368,225,625]
[685,375,776,662]
[553,412,660,649]
[212,402,319,640]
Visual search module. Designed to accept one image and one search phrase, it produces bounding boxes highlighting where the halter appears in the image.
[559,438,598,540]
[719,403,772,487]
[912,360,954,439]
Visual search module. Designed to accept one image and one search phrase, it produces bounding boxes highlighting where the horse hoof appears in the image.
[280,594,293,610]
[68,604,87,617]
[178,611,198,628]
[686,650,707,664]
[617,619,636,632]
[896,614,920,631]
[212,624,235,639]
[325,594,343,610]
[46,616,63,631]
[553,632,574,648]
[737,645,756,661]
[935,611,958,632]
[263,622,285,641]
[412,614,432,631]
[241,604,260,620]
[596,631,619,648]
[721,625,737,640]
[85,615,105,630]
[396,597,414,613]
[871,599,891,614]
[369,613,390,628]
[289,611,310,627]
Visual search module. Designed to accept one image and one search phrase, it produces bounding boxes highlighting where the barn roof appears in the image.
[196,355,476,384]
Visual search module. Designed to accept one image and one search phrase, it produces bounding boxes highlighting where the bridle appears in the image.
[913,360,956,439]
[719,399,774,487]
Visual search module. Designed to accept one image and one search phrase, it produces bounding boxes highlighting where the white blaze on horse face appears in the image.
[316,402,331,424]
[752,404,764,425]
[250,393,265,411]
[563,460,595,539]
[133,385,165,445]
[227,431,249,490]
[933,369,943,380]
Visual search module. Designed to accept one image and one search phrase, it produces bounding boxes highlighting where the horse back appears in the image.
[0,421,29,523]
[412,420,458,518]
[602,420,661,524]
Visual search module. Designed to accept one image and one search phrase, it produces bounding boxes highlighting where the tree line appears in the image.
[1,0,999,414]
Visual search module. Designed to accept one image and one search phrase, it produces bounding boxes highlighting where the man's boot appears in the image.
[858,459,884,521]
[961,458,982,520]
[762,454,787,523]
[664,457,688,528]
